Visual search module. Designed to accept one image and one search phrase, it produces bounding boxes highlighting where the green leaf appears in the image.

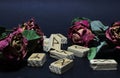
[96,41,107,52]
[0,32,7,40]
[22,30,40,41]
[80,17,91,22]
[88,41,107,60]
[0,27,12,40]
[91,21,108,42]
[88,47,97,60]
[90,20,108,33]
[71,17,91,25]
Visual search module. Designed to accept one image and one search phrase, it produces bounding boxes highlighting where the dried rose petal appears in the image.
[0,37,11,51]
[72,33,81,43]
[113,21,120,26]
[74,20,90,28]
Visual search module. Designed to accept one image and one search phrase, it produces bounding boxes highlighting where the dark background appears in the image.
[1,0,120,36]
[0,0,120,78]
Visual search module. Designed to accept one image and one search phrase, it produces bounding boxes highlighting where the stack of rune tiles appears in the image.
[67,45,90,57]
[43,33,67,52]
[90,59,117,70]
[27,53,46,67]
[49,49,74,60]
[49,58,73,74]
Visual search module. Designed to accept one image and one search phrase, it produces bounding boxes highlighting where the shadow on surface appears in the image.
[0,60,27,72]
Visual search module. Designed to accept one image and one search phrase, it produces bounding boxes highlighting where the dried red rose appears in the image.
[0,27,27,61]
[106,21,120,49]
[68,20,95,46]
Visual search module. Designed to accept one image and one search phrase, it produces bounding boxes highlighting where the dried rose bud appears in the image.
[106,21,120,49]
[68,24,95,47]
[0,28,27,61]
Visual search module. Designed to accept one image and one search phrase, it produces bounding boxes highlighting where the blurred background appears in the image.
[0,0,120,36]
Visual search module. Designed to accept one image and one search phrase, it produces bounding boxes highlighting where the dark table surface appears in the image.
[0,40,120,78]
[0,52,120,78]
[1,0,120,78]
[0,54,93,78]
